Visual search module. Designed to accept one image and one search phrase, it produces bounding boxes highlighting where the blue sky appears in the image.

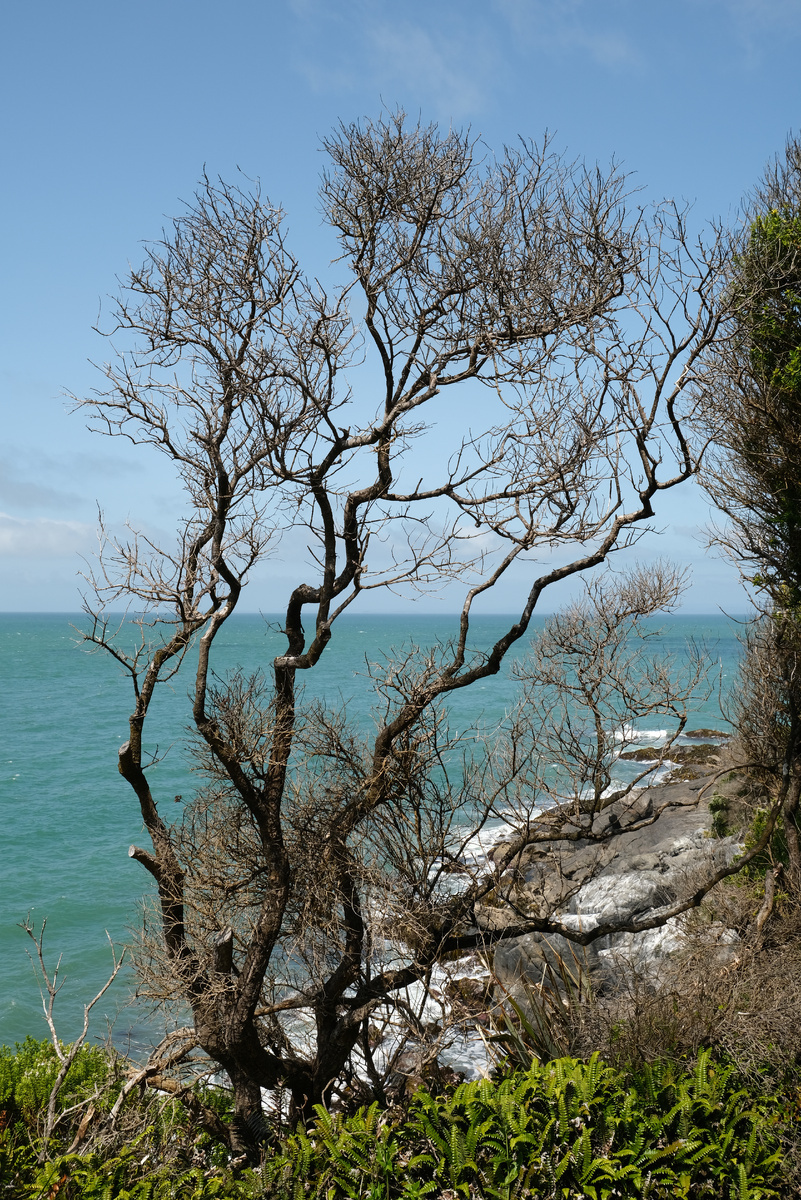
[1,0,799,612]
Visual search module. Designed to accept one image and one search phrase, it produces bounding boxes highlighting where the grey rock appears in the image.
[624,852,660,871]
[493,929,602,997]
[491,770,744,997]
[596,919,685,985]
[559,843,616,880]
[565,870,673,923]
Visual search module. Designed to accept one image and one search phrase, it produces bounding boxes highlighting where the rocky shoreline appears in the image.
[383,735,753,1087]
[486,734,745,997]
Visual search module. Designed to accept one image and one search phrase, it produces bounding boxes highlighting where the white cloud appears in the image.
[493,0,643,71]
[0,444,138,518]
[365,20,495,118]
[289,0,501,118]
[0,513,95,558]
[0,459,83,512]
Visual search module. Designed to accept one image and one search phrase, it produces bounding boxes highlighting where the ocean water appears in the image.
[0,611,745,1051]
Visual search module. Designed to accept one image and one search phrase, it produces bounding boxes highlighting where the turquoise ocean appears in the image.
[1,612,746,1052]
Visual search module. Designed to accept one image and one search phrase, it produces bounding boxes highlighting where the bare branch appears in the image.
[74,114,737,1130]
[21,917,125,1161]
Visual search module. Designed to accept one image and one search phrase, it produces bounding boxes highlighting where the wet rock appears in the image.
[491,765,744,997]
[684,728,730,740]
[663,764,708,783]
[667,743,720,764]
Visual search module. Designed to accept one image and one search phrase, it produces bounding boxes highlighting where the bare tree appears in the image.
[22,918,124,1161]
[512,562,706,814]
[76,113,740,1146]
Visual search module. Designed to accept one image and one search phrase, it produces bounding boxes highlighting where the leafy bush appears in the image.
[0,1039,245,1194]
[0,1035,108,1123]
[1,1041,795,1199]
[18,1147,264,1199]
[1,1125,265,1199]
[709,792,732,838]
[739,807,792,880]
[265,1050,787,1199]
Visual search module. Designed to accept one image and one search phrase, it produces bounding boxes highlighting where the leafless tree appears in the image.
[76,113,743,1147]
[512,562,706,812]
[21,918,125,1161]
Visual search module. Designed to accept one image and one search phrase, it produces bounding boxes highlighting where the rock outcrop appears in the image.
[491,764,743,996]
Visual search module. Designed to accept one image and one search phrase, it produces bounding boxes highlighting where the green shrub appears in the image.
[1,1040,795,1199]
[267,1049,787,1199]
[0,1035,108,1122]
[709,792,731,838]
[739,807,793,880]
[1,1134,265,1199]
[29,1148,263,1199]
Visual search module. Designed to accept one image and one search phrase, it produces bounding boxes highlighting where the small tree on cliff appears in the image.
[698,134,801,891]
[79,114,743,1149]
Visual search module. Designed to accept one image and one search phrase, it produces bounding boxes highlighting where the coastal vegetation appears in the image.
[698,132,801,895]
[1,1036,798,1197]
[4,122,801,1195]
[67,110,750,1146]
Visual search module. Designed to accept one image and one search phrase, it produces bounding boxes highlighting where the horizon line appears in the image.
[0,609,752,619]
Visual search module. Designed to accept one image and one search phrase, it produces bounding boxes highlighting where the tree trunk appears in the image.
[228,1066,266,1160]
[783,772,801,895]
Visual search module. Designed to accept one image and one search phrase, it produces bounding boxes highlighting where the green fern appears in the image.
[2,1045,790,1199]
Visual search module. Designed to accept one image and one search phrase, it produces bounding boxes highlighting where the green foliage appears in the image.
[0,1132,265,1199]
[262,1049,787,1199]
[0,1131,37,1199]
[0,1041,793,1199]
[24,1148,263,1199]
[709,792,732,838]
[746,208,801,399]
[738,806,791,880]
[0,1039,251,1195]
[0,1035,109,1121]
[734,205,801,607]
[483,949,589,1068]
